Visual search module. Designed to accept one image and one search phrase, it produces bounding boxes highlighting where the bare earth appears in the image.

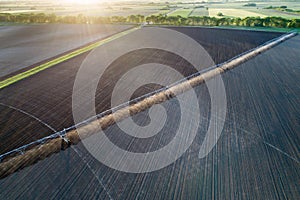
[0,24,132,78]
[0,27,299,199]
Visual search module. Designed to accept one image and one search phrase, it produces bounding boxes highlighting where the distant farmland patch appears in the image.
[53,7,159,17]
[168,8,194,17]
[251,9,300,19]
[209,8,266,18]
[151,9,172,16]
[190,7,208,16]
[0,9,43,14]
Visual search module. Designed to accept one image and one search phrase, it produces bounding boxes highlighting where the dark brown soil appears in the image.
[0,24,133,78]
[0,27,282,154]
[0,34,299,200]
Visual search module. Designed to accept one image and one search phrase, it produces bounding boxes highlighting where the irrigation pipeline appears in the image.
[0,31,297,179]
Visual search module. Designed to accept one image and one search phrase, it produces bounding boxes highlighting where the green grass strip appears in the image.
[0,26,140,90]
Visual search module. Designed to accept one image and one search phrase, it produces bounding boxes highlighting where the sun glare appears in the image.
[64,0,102,5]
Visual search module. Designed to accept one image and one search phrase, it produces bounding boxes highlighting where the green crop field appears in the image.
[209,8,266,18]
[151,9,172,16]
[190,7,209,16]
[168,8,194,18]
[206,1,300,19]
[250,9,300,19]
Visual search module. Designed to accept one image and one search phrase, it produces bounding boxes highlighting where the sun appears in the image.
[64,0,102,5]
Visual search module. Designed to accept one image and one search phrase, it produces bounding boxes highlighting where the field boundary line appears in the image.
[0,26,140,90]
[0,31,297,179]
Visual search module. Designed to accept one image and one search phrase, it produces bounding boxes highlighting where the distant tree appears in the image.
[243,3,256,7]
[157,14,166,24]
[217,12,223,17]
[287,19,300,28]
[35,13,47,23]
[253,18,264,27]
[242,17,252,27]
[47,13,57,23]
[167,16,180,25]
[208,17,218,26]
[111,16,126,23]
[180,17,188,25]
[264,6,273,9]
[234,17,242,26]
[127,15,139,23]
[63,15,77,24]
[95,16,111,24]
[203,16,210,25]
[217,17,226,26]
[76,14,86,23]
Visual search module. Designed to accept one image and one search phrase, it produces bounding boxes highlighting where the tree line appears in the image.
[0,13,300,28]
[145,14,300,28]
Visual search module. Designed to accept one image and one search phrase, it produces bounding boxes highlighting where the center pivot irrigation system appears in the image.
[0,30,297,179]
